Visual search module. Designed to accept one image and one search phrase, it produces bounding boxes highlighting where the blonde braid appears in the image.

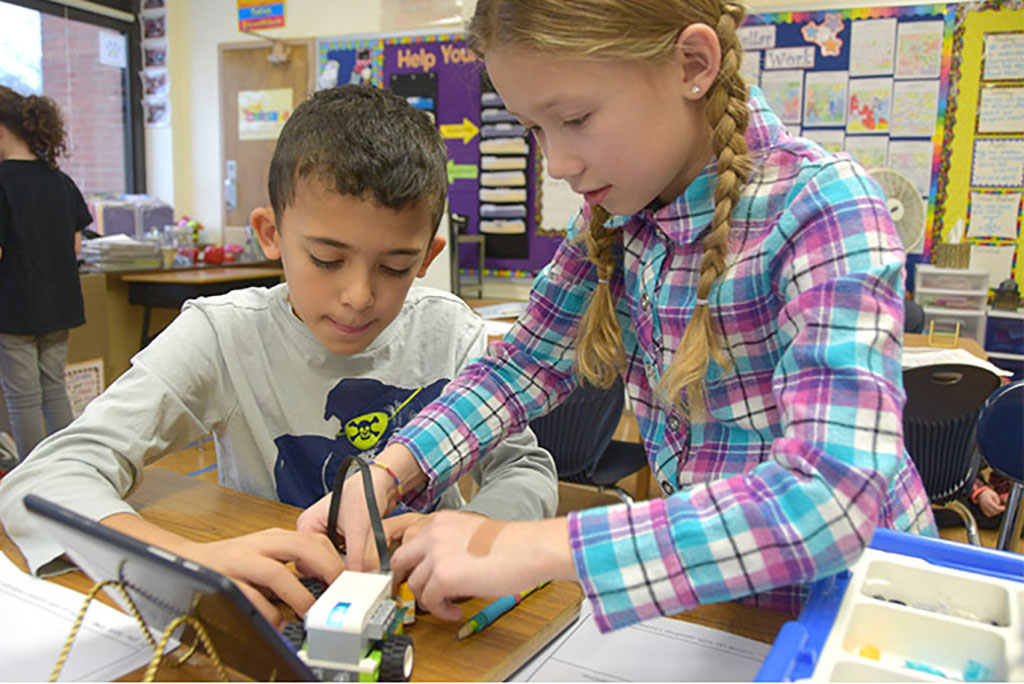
[575,205,626,387]
[658,2,752,418]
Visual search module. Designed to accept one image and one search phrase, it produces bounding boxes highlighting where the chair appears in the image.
[902,364,1001,545]
[448,212,485,298]
[904,299,925,334]
[528,376,649,504]
[976,380,1023,553]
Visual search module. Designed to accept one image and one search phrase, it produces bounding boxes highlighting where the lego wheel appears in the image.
[379,633,413,682]
[281,621,306,652]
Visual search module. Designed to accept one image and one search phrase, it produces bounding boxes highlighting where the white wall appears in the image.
[146,0,452,291]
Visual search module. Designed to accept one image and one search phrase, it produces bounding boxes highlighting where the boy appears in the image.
[0,85,557,626]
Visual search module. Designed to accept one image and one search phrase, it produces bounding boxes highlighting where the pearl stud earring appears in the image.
[691,85,702,94]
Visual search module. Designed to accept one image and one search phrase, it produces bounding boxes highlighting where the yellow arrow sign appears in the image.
[440,117,480,144]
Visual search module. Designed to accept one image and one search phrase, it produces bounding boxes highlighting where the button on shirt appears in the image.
[394,87,935,632]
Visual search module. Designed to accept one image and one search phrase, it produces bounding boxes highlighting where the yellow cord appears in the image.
[50,580,227,683]
[50,580,157,682]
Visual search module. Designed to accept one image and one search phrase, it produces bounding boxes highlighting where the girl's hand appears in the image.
[390,511,576,621]
[977,488,1006,518]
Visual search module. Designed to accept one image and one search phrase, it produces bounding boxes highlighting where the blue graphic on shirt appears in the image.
[274,377,448,509]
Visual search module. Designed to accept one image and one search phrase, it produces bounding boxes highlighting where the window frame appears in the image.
[2,0,145,193]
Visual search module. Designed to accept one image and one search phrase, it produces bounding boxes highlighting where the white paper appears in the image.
[849,18,898,76]
[891,79,941,137]
[737,25,776,51]
[983,32,1024,81]
[474,301,527,320]
[845,135,889,170]
[972,139,1024,187]
[847,77,893,134]
[764,46,815,70]
[0,554,172,682]
[978,86,1024,134]
[510,599,770,682]
[484,319,515,338]
[970,243,1017,289]
[804,71,848,127]
[803,128,845,154]
[740,51,761,90]
[889,140,935,196]
[901,347,1012,376]
[895,20,944,79]
[968,192,1022,240]
[540,167,580,234]
[760,69,804,124]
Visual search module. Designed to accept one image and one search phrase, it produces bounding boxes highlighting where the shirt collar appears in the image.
[644,86,782,246]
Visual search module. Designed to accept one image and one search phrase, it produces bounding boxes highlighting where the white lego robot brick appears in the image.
[306,571,394,663]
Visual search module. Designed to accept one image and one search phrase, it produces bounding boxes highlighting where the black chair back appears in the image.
[529,378,626,484]
[903,364,1001,504]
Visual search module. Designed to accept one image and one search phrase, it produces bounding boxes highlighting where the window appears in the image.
[0,0,143,194]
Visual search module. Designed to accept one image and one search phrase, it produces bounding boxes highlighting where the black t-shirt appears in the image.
[0,160,91,335]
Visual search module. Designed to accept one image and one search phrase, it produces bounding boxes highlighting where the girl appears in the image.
[0,86,89,460]
[299,0,935,630]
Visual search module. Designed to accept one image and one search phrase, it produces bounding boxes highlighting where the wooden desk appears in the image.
[0,468,788,681]
[122,266,283,349]
[905,332,987,359]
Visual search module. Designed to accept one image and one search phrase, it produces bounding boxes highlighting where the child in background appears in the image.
[0,85,557,626]
[305,0,936,630]
[0,86,89,461]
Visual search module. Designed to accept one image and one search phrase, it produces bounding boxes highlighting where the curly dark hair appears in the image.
[0,86,69,170]
[268,85,448,234]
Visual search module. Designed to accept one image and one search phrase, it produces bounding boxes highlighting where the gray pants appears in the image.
[0,330,75,459]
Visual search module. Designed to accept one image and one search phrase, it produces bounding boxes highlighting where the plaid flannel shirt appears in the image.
[393,87,935,631]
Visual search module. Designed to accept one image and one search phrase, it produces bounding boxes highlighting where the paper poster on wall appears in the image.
[740,51,761,89]
[538,151,579,235]
[764,46,815,70]
[970,243,1017,288]
[849,18,897,76]
[971,138,1024,187]
[238,88,292,141]
[982,31,1024,81]
[760,70,804,124]
[847,77,892,133]
[98,30,126,68]
[895,19,944,79]
[891,79,940,137]
[737,25,776,50]
[977,86,1024,134]
[845,135,889,170]
[65,359,104,419]
[803,128,845,154]
[968,192,1022,240]
[889,139,934,196]
[804,71,848,127]
[801,13,846,57]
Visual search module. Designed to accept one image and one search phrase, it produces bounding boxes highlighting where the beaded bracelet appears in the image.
[370,461,405,497]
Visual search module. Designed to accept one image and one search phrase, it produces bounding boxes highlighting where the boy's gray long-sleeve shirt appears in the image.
[0,284,557,574]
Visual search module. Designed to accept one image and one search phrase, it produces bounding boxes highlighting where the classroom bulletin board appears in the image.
[317,33,561,279]
[937,2,1024,290]
[318,1,1023,286]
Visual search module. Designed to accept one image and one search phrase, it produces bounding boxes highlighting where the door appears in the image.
[219,39,314,230]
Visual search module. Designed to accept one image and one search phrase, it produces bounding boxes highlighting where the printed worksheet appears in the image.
[849,18,898,76]
[0,554,174,682]
[968,192,1022,240]
[510,600,770,682]
[972,139,1024,187]
[895,20,944,79]
[891,79,941,137]
[978,86,1024,134]
[983,32,1024,80]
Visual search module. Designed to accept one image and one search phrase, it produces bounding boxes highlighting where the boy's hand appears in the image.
[103,513,343,628]
[977,487,1006,518]
[390,511,576,621]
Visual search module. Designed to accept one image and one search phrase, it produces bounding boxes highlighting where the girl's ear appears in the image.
[249,206,282,260]
[674,24,722,100]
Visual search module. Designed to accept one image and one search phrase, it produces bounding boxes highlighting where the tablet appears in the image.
[23,494,318,682]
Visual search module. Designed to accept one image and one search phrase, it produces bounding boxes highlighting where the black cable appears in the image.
[326,455,391,573]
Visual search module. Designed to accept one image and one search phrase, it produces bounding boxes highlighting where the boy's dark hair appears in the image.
[268,85,448,234]
[0,86,68,170]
